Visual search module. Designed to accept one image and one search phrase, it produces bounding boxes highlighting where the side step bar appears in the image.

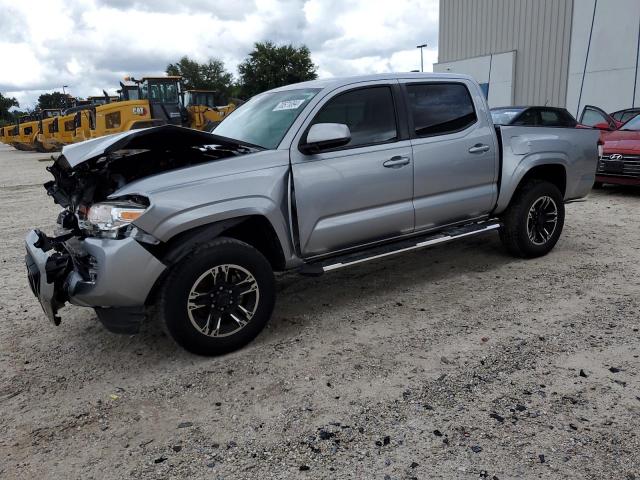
[299,221,501,275]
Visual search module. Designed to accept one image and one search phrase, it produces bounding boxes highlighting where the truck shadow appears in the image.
[53,233,517,370]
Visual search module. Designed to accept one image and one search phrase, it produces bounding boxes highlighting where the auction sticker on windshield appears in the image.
[273,99,306,111]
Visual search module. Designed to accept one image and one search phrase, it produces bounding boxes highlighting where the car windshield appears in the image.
[491,108,525,125]
[213,88,321,149]
[620,115,640,131]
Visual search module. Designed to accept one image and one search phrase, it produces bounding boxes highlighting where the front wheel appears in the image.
[499,180,565,258]
[158,237,276,355]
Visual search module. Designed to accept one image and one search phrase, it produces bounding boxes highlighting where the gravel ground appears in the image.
[0,143,639,479]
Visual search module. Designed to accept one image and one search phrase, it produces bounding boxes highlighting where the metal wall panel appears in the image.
[439,0,573,106]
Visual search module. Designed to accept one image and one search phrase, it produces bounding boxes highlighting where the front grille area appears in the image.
[598,154,640,178]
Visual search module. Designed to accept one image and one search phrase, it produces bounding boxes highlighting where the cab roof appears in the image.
[270,72,475,93]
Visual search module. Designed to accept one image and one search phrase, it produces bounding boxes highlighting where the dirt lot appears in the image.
[0,143,639,480]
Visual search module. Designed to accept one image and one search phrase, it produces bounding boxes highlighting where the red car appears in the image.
[594,113,640,187]
[579,105,640,131]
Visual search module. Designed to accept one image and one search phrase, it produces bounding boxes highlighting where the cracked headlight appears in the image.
[83,201,148,239]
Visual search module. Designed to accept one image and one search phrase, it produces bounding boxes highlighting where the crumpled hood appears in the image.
[44,124,270,210]
[59,124,247,168]
[112,149,289,199]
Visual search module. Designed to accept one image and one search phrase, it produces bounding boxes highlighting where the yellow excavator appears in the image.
[182,90,237,130]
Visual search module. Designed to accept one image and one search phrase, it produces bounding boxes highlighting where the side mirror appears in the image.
[300,123,351,154]
[594,122,613,131]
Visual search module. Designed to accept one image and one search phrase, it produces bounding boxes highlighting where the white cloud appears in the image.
[0,0,438,108]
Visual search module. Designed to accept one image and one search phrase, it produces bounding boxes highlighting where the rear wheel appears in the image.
[592,181,604,189]
[499,180,565,258]
[158,237,276,355]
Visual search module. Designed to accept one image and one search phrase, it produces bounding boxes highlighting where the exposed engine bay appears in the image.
[44,125,256,211]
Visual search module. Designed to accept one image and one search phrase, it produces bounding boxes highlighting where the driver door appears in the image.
[290,82,414,257]
[579,105,618,130]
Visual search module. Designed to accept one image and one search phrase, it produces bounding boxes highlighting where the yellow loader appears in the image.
[13,114,41,151]
[90,76,184,138]
[183,90,237,130]
[35,109,62,152]
[3,123,18,146]
[50,111,77,147]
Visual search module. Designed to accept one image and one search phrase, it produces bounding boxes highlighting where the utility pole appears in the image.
[416,44,428,72]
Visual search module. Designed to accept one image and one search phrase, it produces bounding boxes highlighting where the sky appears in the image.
[0,0,439,109]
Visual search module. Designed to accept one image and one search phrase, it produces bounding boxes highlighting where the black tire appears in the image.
[592,181,604,189]
[499,179,565,258]
[158,237,276,355]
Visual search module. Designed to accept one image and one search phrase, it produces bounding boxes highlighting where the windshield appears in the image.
[490,108,524,125]
[213,88,321,149]
[142,82,179,103]
[621,115,640,131]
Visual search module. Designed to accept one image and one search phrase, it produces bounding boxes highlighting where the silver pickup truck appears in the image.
[25,73,599,355]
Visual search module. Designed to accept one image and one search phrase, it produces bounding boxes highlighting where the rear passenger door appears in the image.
[401,80,498,232]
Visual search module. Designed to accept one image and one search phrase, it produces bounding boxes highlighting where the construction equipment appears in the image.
[69,105,95,143]
[3,123,19,146]
[183,90,237,130]
[87,94,118,105]
[46,110,76,149]
[6,76,234,152]
[35,109,63,152]
[13,114,41,151]
[90,76,183,138]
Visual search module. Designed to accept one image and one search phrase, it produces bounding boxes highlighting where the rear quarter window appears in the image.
[406,83,477,137]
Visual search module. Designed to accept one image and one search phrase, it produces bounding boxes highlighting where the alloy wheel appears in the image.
[187,264,260,338]
[526,195,558,246]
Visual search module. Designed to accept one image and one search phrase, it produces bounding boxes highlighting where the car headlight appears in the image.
[83,201,148,238]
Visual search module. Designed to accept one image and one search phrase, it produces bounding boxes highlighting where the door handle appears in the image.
[468,144,490,154]
[383,156,410,168]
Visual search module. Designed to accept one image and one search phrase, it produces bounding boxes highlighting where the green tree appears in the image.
[166,56,234,99]
[37,92,71,110]
[0,92,19,125]
[237,42,317,98]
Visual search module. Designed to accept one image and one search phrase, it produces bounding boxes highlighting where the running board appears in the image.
[299,221,501,275]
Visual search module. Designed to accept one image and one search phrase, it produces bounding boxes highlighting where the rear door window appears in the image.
[405,83,477,137]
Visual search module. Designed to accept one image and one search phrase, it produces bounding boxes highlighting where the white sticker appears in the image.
[273,99,306,111]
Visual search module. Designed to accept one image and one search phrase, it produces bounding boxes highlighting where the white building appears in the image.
[435,0,640,117]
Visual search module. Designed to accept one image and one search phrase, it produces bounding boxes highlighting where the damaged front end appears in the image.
[25,228,76,325]
[25,125,256,333]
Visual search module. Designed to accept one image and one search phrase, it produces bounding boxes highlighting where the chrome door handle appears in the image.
[468,144,490,154]
[383,156,410,168]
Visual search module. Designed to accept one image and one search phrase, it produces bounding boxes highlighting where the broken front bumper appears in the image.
[25,229,166,332]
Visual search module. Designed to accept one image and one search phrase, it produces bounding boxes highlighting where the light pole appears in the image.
[62,85,69,108]
[416,43,428,72]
